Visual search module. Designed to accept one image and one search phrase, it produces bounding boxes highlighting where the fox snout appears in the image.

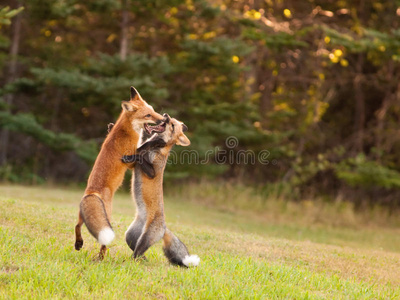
[153,113,165,124]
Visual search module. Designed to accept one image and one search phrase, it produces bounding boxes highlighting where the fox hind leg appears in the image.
[75,212,84,250]
[99,245,107,260]
[125,215,146,252]
[78,194,115,259]
[133,218,166,259]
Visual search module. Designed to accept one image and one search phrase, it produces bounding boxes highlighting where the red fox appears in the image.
[122,114,200,267]
[74,87,166,259]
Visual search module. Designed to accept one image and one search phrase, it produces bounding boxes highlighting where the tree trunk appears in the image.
[353,54,365,153]
[0,4,22,165]
[375,61,396,160]
[255,46,274,127]
[120,0,129,61]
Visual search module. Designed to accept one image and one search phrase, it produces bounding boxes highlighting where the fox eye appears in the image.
[171,124,175,132]
[145,114,151,117]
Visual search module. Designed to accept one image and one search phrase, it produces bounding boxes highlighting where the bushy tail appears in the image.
[162,228,200,267]
[80,194,115,246]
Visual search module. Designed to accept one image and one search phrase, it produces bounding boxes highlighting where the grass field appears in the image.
[1,184,400,299]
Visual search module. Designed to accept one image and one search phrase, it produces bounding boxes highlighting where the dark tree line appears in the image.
[1,0,400,206]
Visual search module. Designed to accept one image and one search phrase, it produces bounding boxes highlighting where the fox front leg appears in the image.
[121,138,166,177]
[137,138,167,152]
[122,154,156,179]
[121,154,139,164]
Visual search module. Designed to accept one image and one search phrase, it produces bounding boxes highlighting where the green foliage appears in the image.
[335,154,400,189]
[0,6,23,25]
[242,28,308,50]
[0,111,97,163]
[322,25,400,59]
[0,164,45,184]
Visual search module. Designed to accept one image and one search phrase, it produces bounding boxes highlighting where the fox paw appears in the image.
[75,240,83,251]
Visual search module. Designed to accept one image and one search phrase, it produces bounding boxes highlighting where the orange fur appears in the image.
[75,87,164,260]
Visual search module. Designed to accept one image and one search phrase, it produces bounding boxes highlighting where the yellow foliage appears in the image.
[334,49,343,57]
[106,34,117,43]
[329,53,339,63]
[48,20,57,27]
[247,76,256,85]
[276,86,284,94]
[185,0,194,11]
[274,103,289,111]
[283,9,292,18]
[232,56,239,63]
[340,59,349,67]
[307,85,316,96]
[315,101,329,122]
[244,9,262,20]
[203,31,216,39]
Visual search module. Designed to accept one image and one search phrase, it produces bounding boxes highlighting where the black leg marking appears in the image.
[133,220,165,259]
[125,217,146,252]
[75,239,83,251]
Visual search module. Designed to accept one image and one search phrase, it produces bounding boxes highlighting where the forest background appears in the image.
[1,0,400,209]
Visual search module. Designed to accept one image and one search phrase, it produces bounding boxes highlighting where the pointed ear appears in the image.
[176,134,190,146]
[121,101,138,112]
[130,86,143,101]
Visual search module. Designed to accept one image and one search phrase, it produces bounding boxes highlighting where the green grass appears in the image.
[1,184,400,299]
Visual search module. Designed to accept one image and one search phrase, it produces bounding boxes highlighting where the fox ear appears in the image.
[122,101,138,112]
[130,86,143,101]
[176,134,190,147]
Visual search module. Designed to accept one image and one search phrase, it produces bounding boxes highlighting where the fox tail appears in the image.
[162,228,200,267]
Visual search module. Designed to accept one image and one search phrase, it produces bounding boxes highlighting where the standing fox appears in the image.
[74,87,166,259]
[122,114,200,267]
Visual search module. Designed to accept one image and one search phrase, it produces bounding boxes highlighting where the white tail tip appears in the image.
[98,228,115,245]
[182,255,200,267]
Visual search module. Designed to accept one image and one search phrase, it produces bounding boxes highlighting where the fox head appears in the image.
[121,87,165,134]
[158,113,190,147]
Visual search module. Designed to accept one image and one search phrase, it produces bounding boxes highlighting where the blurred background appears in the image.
[1,0,400,210]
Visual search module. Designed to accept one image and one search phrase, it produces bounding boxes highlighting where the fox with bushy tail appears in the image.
[122,114,200,267]
[74,87,166,259]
